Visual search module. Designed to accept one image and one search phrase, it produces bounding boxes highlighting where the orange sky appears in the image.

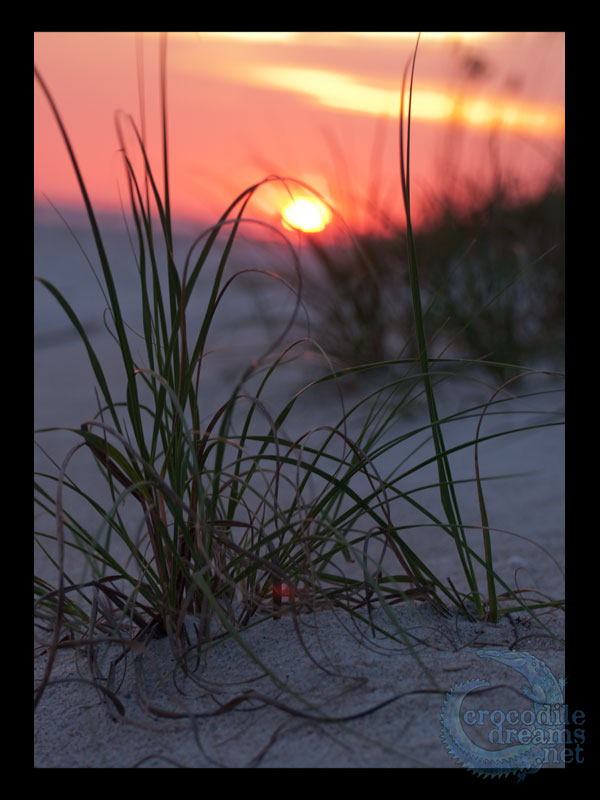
[34,32,564,236]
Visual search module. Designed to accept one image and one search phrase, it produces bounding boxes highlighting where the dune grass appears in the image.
[34,34,564,716]
[300,175,564,378]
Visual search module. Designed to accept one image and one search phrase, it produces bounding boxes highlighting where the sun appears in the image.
[281,195,331,233]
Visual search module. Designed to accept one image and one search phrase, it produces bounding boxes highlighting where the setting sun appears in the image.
[281,196,331,233]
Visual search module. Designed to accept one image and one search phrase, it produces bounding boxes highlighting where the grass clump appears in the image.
[34,35,564,715]
[302,177,564,376]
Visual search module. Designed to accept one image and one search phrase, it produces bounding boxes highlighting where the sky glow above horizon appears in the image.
[34,32,564,236]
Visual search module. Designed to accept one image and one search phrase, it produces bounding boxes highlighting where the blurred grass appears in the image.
[302,171,564,379]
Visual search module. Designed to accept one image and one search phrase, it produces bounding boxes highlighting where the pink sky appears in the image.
[34,32,564,236]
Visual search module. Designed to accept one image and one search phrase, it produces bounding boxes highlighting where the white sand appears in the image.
[34,221,565,770]
[35,603,565,769]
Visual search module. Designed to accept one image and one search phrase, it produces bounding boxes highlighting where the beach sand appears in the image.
[34,602,565,769]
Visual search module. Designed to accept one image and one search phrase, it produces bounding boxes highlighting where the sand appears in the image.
[34,603,565,769]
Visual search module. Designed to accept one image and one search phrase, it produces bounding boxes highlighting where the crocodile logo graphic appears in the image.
[440,650,566,779]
